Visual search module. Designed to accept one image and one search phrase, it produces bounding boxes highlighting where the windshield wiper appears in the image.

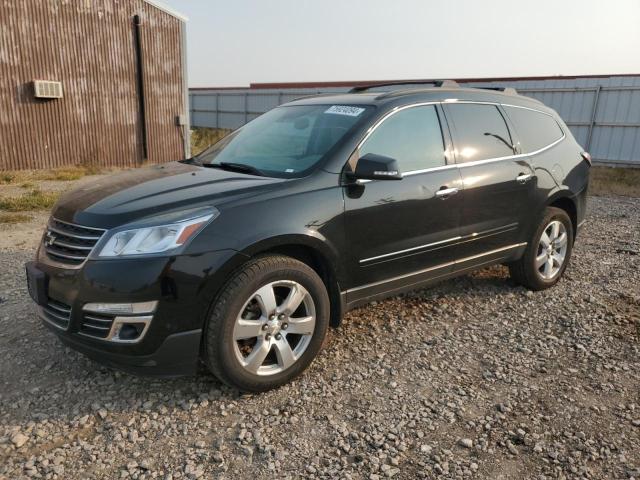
[202,162,265,177]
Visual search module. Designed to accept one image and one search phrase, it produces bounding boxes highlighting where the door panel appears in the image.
[344,168,463,291]
[342,104,463,300]
[456,159,535,259]
[443,103,535,259]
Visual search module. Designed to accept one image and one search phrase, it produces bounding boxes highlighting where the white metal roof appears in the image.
[143,0,187,22]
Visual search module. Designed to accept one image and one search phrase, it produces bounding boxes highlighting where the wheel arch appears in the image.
[240,235,345,327]
[546,192,577,239]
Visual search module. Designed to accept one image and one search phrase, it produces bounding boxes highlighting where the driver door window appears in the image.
[358,105,446,173]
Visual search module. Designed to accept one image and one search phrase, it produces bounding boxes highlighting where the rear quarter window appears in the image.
[504,106,564,153]
[445,104,515,163]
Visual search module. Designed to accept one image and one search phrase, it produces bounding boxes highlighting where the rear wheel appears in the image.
[509,207,573,290]
[203,255,330,392]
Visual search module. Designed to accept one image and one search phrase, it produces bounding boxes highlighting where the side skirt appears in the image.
[343,242,527,311]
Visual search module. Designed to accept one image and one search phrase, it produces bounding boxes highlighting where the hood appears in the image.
[53,162,285,229]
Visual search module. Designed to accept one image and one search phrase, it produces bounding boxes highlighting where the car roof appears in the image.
[287,87,549,113]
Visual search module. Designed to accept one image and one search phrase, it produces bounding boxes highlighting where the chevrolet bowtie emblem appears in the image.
[45,231,57,247]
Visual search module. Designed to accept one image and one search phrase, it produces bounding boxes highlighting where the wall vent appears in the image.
[33,80,63,99]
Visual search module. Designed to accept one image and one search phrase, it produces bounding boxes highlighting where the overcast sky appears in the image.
[162,0,640,88]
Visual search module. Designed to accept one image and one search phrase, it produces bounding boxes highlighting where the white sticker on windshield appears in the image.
[325,105,365,117]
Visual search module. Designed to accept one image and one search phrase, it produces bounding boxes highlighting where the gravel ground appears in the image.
[0,195,638,480]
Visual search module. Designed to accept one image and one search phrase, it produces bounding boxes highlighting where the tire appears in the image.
[203,254,330,392]
[509,207,574,291]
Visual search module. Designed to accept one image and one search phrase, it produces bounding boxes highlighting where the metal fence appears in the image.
[190,75,640,167]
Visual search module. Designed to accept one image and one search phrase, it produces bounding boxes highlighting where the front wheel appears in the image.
[509,207,574,291]
[203,255,330,392]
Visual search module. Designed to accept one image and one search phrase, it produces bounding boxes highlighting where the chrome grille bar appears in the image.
[43,218,106,268]
[47,225,102,241]
[40,299,72,330]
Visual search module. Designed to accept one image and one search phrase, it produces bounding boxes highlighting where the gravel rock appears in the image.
[1,195,639,479]
[10,432,28,448]
[458,438,473,449]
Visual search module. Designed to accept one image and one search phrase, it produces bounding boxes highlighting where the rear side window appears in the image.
[358,105,445,173]
[504,106,564,153]
[446,104,515,162]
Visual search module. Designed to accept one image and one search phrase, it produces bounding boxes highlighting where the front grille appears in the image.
[43,218,105,267]
[42,298,71,330]
[80,312,114,339]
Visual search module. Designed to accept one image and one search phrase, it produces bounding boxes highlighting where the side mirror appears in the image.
[352,153,402,181]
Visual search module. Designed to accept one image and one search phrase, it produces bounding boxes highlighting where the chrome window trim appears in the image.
[348,100,565,183]
[500,102,555,116]
[346,242,527,294]
[453,132,565,169]
[402,164,458,176]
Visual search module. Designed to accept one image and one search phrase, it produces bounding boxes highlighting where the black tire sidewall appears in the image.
[525,207,574,289]
[206,256,330,391]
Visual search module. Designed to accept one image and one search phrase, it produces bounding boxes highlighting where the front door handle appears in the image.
[435,186,459,199]
[516,173,533,184]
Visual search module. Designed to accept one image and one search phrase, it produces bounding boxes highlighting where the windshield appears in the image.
[195,104,372,178]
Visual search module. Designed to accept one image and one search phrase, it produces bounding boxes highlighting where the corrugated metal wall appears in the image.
[0,0,187,171]
[190,75,640,167]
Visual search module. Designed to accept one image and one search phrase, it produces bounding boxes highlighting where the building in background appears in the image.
[0,0,189,171]
[190,74,640,167]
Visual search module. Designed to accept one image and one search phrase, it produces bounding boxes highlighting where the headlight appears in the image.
[98,208,218,257]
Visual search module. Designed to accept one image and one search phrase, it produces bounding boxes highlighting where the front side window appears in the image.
[446,104,515,162]
[357,105,446,173]
[196,104,372,178]
[504,106,564,153]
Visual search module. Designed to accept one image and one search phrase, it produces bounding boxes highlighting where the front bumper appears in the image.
[47,323,203,376]
[30,249,248,376]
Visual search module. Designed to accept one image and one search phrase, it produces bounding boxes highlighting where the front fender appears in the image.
[188,178,347,283]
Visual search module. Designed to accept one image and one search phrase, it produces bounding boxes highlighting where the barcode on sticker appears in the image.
[325,105,365,117]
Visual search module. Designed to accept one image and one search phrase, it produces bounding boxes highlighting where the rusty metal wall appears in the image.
[0,0,186,171]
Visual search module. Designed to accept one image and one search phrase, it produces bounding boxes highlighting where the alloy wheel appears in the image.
[536,220,568,280]
[232,281,316,376]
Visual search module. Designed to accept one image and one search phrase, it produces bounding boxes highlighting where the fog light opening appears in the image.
[109,315,153,343]
[116,322,146,341]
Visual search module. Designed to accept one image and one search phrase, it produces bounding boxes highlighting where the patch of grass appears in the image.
[0,212,31,224]
[190,127,232,156]
[0,164,104,184]
[42,168,87,181]
[590,166,640,197]
[1,173,16,184]
[0,189,61,212]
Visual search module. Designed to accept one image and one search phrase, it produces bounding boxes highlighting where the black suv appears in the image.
[26,81,590,392]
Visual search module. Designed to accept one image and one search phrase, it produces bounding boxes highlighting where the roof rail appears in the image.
[349,79,459,93]
[472,86,518,95]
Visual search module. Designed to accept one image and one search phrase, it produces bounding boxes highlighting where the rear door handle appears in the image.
[516,173,533,184]
[435,186,459,199]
